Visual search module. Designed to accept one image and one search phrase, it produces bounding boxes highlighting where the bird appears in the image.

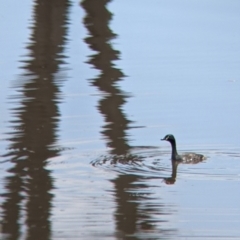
[161,134,206,164]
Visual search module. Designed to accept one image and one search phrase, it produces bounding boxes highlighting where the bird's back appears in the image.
[180,152,206,164]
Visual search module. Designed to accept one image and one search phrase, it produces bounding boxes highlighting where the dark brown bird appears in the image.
[161,134,206,164]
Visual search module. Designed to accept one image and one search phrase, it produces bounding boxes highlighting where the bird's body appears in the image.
[161,134,206,164]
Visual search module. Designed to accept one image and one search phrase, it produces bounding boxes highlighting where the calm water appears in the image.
[1,0,240,239]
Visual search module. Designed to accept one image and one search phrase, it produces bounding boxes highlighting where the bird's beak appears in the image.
[161,138,165,141]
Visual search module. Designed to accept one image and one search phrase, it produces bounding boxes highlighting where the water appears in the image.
[1,0,240,239]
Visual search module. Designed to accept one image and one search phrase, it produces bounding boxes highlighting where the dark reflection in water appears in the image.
[81,0,131,156]
[81,1,177,238]
[163,160,179,185]
[1,0,70,239]
[112,175,155,238]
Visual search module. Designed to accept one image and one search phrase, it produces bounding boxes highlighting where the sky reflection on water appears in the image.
[1,0,240,239]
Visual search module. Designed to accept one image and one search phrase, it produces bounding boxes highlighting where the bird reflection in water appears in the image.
[163,160,179,185]
[163,156,205,185]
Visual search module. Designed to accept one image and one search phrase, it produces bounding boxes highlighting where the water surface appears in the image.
[1,0,240,239]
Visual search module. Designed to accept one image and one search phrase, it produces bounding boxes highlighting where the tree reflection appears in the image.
[81,0,177,238]
[81,0,131,157]
[1,0,70,239]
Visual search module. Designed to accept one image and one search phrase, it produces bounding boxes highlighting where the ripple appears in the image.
[91,146,240,183]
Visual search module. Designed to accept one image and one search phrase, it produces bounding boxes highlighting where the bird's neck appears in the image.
[169,139,178,159]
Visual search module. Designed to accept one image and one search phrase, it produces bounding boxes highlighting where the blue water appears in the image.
[1,0,240,239]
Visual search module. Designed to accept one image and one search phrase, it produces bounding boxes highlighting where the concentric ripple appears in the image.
[91,145,240,183]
